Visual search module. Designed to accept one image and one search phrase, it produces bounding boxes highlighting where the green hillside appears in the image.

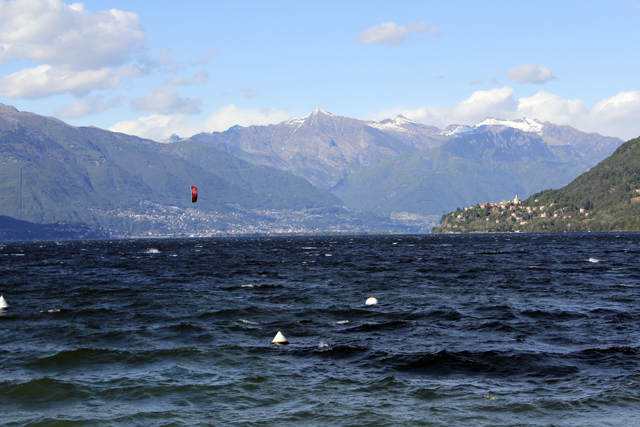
[432,135,640,233]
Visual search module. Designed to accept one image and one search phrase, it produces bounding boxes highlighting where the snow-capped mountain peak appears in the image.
[285,108,333,124]
[444,117,544,136]
[315,107,331,115]
[476,117,543,133]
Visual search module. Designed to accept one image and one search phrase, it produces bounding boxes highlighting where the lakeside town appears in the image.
[434,194,595,233]
[91,201,438,238]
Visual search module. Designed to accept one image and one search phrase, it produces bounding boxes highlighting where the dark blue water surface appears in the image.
[1,233,640,426]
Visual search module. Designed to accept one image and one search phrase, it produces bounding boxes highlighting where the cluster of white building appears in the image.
[455,195,591,225]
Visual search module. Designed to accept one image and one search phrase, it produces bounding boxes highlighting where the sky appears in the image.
[1,0,640,142]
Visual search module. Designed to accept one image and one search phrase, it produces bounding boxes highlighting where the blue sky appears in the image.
[1,0,640,141]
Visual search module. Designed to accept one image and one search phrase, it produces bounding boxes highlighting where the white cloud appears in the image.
[0,0,145,69]
[583,91,640,139]
[516,91,586,124]
[0,0,145,99]
[452,87,518,123]
[400,87,517,128]
[396,87,640,140]
[109,104,290,141]
[357,21,440,45]
[506,64,557,85]
[131,86,202,115]
[0,64,139,98]
[57,95,124,119]
[109,114,202,142]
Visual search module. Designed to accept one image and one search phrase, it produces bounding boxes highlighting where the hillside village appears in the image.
[433,194,597,233]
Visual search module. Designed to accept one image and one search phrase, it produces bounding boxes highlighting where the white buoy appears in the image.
[271,330,289,345]
[0,294,8,309]
[365,294,378,305]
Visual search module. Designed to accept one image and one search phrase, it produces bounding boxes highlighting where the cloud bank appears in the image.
[109,104,290,141]
[0,64,139,98]
[0,0,145,68]
[357,21,440,45]
[0,0,145,99]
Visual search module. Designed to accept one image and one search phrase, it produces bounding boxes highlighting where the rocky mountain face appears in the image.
[188,108,447,190]
[444,117,623,167]
[541,122,623,165]
[188,111,623,194]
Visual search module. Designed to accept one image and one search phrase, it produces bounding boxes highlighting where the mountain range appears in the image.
[185,110,623,221]
[0,103,626,236]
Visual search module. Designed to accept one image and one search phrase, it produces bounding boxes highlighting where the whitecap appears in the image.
[333,320,349,324]
[588,258,599,263]
[241,284,255,288]
[318,342,329,349]
[239,319,259,325]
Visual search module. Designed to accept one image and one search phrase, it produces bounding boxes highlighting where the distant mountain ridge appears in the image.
[186,109,623,220]
[188,110,622,190]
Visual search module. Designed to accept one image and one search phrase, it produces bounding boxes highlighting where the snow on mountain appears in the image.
[285,107,333,130]
[284,111,543,138]
[369,115,418,133]
[444,117,544,136]
[477,117,544,133]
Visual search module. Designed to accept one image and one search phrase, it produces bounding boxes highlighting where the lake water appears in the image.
[1,233,639,426]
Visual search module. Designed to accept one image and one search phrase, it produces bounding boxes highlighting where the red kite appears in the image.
[191,185,198,203]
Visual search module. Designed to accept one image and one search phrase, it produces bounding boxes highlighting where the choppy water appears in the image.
[1,233,640,426]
